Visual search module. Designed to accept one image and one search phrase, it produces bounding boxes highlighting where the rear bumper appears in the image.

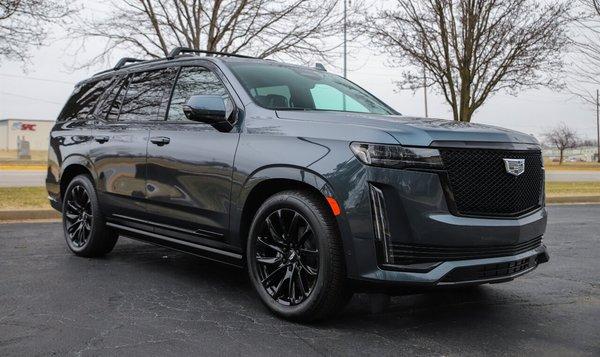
[349,244,549,292]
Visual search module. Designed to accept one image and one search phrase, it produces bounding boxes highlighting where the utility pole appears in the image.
[343,0,347,79]
[597,89,599,162]
[423,67,429,118]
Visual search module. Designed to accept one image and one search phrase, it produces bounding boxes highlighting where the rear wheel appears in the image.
[247,190,351,321]
[62,175,118,257]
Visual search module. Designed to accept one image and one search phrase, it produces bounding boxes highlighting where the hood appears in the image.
[275,111,539,147]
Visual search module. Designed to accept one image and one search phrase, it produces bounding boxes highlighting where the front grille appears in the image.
[441,256,537,283]
[388,237,542,265]
[439,148,544,216]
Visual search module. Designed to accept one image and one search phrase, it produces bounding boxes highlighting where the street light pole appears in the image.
[343,0,347,79]
[423,67,429,118]
[597,89,599,163]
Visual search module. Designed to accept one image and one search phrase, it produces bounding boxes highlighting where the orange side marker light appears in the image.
[326,197,342,216]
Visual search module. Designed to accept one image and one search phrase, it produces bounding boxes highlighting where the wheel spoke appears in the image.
[295,265,307,297]
[256,255,282,265]
[287,213,300,239]
[260,264,287,286]
[271,268,291,300]
[257,236,283,254]
[288,267,296,304]
[299,261,318,277]
[266,216,283,242]
[297,225,311,246]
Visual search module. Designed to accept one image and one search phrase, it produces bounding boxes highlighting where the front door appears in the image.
[145,65,240,249]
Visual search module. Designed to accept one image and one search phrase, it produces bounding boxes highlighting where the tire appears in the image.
[247,190,352,321]
[62,174,118,257]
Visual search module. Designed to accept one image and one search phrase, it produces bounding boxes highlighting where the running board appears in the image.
[106,222,243,267]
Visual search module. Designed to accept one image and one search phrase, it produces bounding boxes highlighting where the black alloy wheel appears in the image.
[254,208,320,306]
[62,174,118,257]
[64,183,93,248]
[247,190,351,321]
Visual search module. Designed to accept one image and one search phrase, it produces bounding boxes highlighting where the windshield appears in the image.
[227,62,397,115]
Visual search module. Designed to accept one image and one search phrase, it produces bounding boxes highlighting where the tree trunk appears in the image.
[559,149,564,165]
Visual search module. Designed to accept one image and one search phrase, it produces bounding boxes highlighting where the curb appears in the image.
[0,210,61,222]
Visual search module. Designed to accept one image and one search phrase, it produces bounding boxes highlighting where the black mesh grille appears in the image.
[388,237,542,265]
[439,148,544,216]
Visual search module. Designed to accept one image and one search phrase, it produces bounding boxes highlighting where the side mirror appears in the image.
[182,95,235,130]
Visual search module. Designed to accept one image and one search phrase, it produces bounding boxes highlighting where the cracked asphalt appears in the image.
[1,205,599,356]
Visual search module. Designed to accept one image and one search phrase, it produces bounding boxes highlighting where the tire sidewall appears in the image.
[247,193,334,318]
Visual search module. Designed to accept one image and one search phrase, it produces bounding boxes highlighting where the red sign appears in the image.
[21,124,36,131]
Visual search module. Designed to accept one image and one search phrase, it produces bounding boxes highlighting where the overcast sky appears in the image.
[0,2,597,141]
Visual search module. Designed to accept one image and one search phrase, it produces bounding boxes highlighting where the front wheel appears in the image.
[62,174,118,257]
[247,190,351,321]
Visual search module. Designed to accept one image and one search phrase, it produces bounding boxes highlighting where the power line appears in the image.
[0,73,74,85]
[0,91,64,105]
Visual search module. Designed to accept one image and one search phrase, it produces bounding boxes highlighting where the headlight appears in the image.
[350,142,443,169]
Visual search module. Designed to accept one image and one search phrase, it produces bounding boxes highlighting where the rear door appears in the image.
[90,68,177,227]
[145,65,240,248]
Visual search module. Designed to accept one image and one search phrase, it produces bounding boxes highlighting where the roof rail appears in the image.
[167,47,255,59]
[114,57,146,70]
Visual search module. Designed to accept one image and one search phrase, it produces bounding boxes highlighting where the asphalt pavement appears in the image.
[0,205,599,356]
[0,170,46,187]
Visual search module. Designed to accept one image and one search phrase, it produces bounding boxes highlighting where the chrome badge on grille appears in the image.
[503,158,525,176]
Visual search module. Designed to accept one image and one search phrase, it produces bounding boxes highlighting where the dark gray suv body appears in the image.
[47,49,549,320]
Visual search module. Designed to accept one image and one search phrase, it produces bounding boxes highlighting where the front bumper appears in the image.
[350,244,549,291]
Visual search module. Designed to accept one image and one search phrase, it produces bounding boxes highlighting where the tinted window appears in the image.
[118,68,176,122]
[228,63,395,115]
[95,76,128,121]
[58,79,112,121]
[167,67,229,121]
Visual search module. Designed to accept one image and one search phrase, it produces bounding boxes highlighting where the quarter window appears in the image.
[58,79,112,122]
[167,67,229,122]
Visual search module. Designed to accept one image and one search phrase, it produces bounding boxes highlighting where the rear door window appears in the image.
[118,68,177,122]
[58,79,112,121]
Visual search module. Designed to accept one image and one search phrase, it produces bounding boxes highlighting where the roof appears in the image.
[0,118,54,123]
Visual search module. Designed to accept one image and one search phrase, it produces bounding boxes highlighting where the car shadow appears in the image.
[106,238,544,332]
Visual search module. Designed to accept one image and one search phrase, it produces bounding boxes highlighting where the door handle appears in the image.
[150,136,170,146]
[94,136,109,144]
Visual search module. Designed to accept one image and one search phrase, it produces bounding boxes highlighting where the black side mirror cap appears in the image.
[182,95,235,131]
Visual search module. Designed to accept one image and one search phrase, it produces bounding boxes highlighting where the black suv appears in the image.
[47,48,549,321]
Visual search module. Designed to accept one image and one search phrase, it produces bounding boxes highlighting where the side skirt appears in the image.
[106,222,244,268]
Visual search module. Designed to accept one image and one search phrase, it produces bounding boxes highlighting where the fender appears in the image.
[60,154,97,183]
[230,164,358,276]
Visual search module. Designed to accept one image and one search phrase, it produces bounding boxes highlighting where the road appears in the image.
[0,205,598,356]
[0,170,46,187]
[545,170,600,182]
[2,169,600,188]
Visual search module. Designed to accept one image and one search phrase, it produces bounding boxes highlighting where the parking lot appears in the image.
[0,204,598,356]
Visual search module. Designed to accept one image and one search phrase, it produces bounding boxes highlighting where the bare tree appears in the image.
[569,1,600,105]
[70,0,359,67]
[544,123,579,164]
[0,0,73,63]
[363,0,572,122]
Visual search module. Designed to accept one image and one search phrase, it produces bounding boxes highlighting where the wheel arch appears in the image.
[59,155,97,201]
[232,165,355,274]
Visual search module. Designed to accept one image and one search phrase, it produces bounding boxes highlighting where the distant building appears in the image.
[0,119,54,151]
[543,146,599,162]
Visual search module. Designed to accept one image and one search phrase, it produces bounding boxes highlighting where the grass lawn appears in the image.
[545,181,600,197]
[0,182,598,211]
[0,187,50,210]
[544,161,600,171]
